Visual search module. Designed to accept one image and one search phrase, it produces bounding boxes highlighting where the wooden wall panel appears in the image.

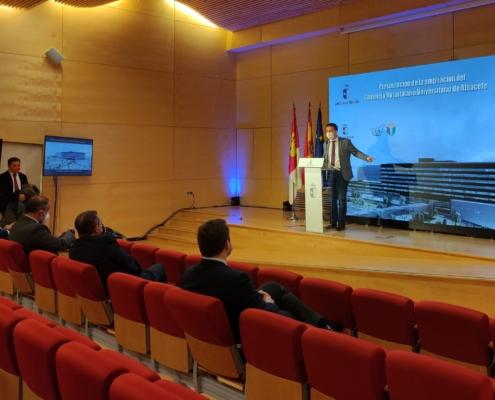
[0,1,62,57]
[174,74,236,129]
[63,6,175,73]
[454,4,495,49]
[237,77,271,129]
[236,129,253,179]
[59,181,174,238]
[229,26,262,50]
[105,0,175,20]
[253,128,272,180]
[62,61,174,126]
[454,43,495,61]
[349,14,453,65]
[240,178,272,207]
[0,53,62,122]
[349,49,453,75]
[272,32,348,76]
[236,46,271,81]
[173,127,236,180]
[59,123,174,185]
[261,8,339,43]
[0,121,61,144]
[270,179,290,208]
[175,21,236,80]
[271,67,347,129]
[173,179,232,209]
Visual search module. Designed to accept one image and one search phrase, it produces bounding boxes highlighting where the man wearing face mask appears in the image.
[323,123,375,231]
[180,219,342,343]
[69,210,167,295]
[9,196,75,256]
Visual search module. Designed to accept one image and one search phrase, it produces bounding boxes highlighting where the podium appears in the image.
[298,158,324,233]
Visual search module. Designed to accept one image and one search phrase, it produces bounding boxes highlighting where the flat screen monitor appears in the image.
[43,135,93,176]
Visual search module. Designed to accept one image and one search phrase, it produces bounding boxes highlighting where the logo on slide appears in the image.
[343,85,350,99]
[371,124,396,136]
[342,124,348,136]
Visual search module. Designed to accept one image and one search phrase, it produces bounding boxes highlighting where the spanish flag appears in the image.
[288,106,302,204]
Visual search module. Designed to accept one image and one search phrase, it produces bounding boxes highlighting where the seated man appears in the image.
[9,196,75,256]
[180,219,342,342]
[69,210,167,294]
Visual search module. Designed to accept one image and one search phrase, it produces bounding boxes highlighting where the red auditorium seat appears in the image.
[415,300,492,374]
[229,260,259,287]
[107,273,150,354]
[56,342,159,400]
[154,248,186,285]
[52,326,102,351]
[0,306,26,399]
[386,350,492,400]
[14,308,57,327]
[164,288,244,383]
[302,328,388,400]
[240,308,308,400]
[56,258,114,329]
[352,288,418,351]
[116,239,134,254]
[13,319,71,400]
[184,254,202,269]
[0,295,21,310]
[129,243,159,269]
[51,257,85,325]
[257,268,303,298]
[143,282,191,373]
[29,250,58,314]
[0,239,34,295]
[300,277,355,334]
[110,373,206,400]
[0,243,16,295]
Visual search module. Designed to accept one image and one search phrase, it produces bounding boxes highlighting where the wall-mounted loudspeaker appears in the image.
[45,47,65,64]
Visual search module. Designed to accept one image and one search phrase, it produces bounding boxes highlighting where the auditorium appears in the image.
[2,0,495,399]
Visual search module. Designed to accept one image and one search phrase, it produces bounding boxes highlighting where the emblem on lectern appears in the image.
[310,184,317,198]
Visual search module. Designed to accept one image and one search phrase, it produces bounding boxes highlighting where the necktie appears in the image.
[13,173,20,191]
[330,140,335,167]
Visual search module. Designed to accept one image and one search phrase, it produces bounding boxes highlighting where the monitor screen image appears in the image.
[329,54,495,234]
[43,135,93,176]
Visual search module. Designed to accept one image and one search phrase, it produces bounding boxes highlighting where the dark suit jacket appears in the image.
[180,258,279,342]
[0,170,28,215]
[323,137,369,181]
[9,215,75,257]
[69,234,142,294]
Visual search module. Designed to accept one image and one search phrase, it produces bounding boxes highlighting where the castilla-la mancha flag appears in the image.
[302,104,314,184]
[288,106,302,204]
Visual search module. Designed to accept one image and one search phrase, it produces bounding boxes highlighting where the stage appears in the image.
[147,206,495,316]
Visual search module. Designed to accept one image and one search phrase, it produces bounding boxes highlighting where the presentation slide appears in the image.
[43,136,93,176]
[329,55,495,232]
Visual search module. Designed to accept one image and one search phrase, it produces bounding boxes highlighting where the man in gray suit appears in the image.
[323,123,375,231]
[9,196,75,256]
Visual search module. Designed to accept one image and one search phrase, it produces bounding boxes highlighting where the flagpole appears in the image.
[287,103,302,221]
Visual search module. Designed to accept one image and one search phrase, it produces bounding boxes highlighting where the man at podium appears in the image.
[323,123,374,231]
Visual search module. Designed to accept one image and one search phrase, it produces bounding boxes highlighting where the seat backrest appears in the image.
[302,328,388,400]
[51,257,78,298]
[0,306,25,376]
[56,258,113,325]
[14,319,71,400]
[0,296,21,310]
[415,300,492,372]
[129,243,159,269]
[116,239,134,254]
[229,260,259,287]
[52,326,101,350]
[29,250,58,289]
[14,308,57,327]
[164,288,243,378]
[352,288,417,349]
[184,254,202,269]
[240,308,307,399]
[386,350,492,400]
[154,249,186,285]
[107,273,148,324]
[257,268,303,298]
[0,239,30,273]
[300,277,355,331]
[56,342,128,400]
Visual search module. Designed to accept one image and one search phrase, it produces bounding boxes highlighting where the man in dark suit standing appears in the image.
[69,210,166,294]
[0,157,29,217]
[323,123,375,231]
[180,219,341,342]
[9,196,75,257]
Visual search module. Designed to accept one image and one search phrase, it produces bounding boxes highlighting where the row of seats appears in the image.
[0,296,205,400]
